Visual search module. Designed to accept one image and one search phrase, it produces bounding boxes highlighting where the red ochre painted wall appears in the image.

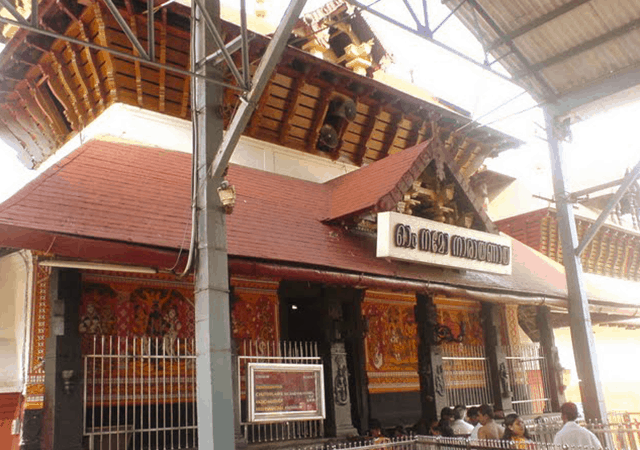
[0,393,21,450]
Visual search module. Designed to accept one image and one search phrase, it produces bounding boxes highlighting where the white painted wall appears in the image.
[41,103,357,185]
[0,251,31,394]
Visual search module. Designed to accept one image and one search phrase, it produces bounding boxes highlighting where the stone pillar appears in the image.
[323,293,357,438]
[482,303,513,413]
[42,269,83,450]
[20,409,43,450]
[537,306,566,412]
[415,293,447,420]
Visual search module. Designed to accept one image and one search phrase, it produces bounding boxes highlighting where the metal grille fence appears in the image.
[83,335,197,450]
[238,340,324,444]
[441,344,494,407]
[506,343,551,416]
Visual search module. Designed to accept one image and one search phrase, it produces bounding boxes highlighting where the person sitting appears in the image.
[466,406,482,440]
[440,406,454,423]
[553,402,602,449]
[502,413,531,448]
[477,404,505,440]
[437,418,455,437]
[368,419,391,446]
[451,404,474,436]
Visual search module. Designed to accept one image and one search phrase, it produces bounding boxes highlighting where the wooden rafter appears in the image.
[39,62,81,130]
[247,80,273,137]
[278,75,303,144]
[49,51,87,127]
[92,2,118,98]
[180,59,190,119]
[405,117,423,148]
[0,106,42,161]
[353,103,380,165]
[379,112,402,159]
[64,42,97,120]
[124,0,144,107]
[57,1,107,112]
[14,94,55,150]
[305,90,331,153]
[17,105,55,154]
[16,86,59,147]
[159,8,167,113]
[619,234,632,278]
[29,81,68,137]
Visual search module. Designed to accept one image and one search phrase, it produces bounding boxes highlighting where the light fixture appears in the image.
[38,260,157,274]
[291,304,298,310]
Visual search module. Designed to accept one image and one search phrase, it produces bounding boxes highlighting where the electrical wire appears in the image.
[455,90,527,133]
[176,8,199,278]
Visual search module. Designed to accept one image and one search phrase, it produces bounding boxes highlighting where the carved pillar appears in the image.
[537,306,565,412]
[323,292,357,438]
[482,303,513,413]
[42,269,83,450]
[415,293,447,419]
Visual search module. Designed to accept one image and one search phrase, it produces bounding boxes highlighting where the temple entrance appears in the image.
[279,282,362,437]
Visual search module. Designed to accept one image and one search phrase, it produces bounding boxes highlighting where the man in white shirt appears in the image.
[553,402,602,449]
[451,405,474,436]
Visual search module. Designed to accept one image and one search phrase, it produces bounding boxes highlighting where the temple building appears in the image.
[0,1,635,449]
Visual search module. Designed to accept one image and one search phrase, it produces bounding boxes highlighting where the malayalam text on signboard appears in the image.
[377,211,512,275]
[247,363,325,423]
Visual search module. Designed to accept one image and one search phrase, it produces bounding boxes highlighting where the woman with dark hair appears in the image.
[502,413,531,448]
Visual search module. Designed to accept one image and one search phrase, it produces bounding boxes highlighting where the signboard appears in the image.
[377,211,512,275]
[247,363,325,423]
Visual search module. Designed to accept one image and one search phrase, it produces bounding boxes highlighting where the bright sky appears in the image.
[0,0,638,204]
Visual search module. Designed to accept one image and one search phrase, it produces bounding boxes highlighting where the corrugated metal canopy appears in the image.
[444,0,640,120]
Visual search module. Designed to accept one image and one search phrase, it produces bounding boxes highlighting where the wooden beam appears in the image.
[180,61,190,119]
[379,112,403,159]
[0,105,43,162]
[332,100,358,160]
[353,104,380,166]
[64,42,97,120]
[49,51,86,127]
[406,117,424,148]
[306,91,331,153]
[56,0,106,112]
[0,119,34,167]
[29,81,69,137]
[12,99,55,153]
[279,76,305,144]
[159,8,167,112]
[124,0,144,107]
[17,86,60,147]
[92,2,118,99]
[39,62,81,131]
[247,80,273,137]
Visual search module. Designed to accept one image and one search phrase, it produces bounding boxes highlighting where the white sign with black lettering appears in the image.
[377,212,512,275]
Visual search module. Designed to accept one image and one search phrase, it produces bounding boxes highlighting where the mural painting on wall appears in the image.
[25,260,51,410]
[230,277,280,399]
[434,296,486,389]
[79,273,195,406]
[362,291,419,394]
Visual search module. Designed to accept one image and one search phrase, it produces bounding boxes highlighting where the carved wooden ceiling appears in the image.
[0,0,521,170]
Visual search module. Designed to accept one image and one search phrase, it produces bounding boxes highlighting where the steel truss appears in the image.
[0,0,255,93]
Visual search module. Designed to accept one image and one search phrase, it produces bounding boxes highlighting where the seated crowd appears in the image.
[367,402,602,449]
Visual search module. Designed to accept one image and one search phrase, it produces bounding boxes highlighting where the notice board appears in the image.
[247,363,325,422]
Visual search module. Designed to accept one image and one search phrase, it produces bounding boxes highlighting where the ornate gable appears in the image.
[324,139,497,234]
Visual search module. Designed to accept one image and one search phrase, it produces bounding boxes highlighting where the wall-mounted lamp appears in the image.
[62,369,76,395]
[218,180,236,214]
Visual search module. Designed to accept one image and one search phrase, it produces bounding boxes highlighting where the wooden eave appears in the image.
[0,0,522,170]
[497,208,640,282]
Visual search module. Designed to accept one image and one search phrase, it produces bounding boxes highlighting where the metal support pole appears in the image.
[192,0,236,448]
[209,0,308,180]
[544,107,608,424]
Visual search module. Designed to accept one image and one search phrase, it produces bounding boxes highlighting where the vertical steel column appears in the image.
[193,0,236,449]
[544,108,608,423]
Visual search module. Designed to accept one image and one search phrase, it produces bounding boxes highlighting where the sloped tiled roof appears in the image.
[0,139,579,301]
